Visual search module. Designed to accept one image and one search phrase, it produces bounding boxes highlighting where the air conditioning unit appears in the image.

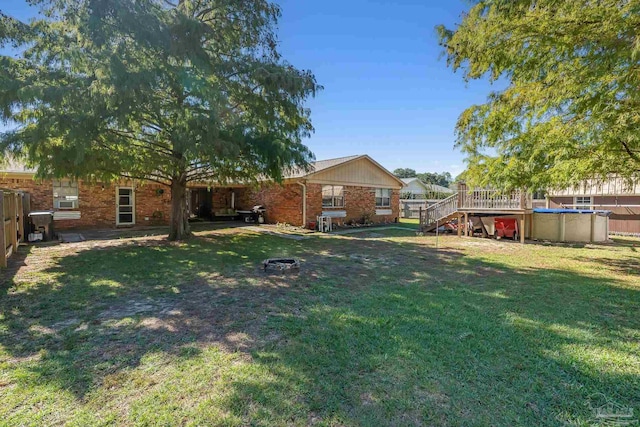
[317,215,332,233]
[55,200,78,209]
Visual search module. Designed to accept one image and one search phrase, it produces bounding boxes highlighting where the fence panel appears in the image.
[0,190,22,268]
[400,200,427,219]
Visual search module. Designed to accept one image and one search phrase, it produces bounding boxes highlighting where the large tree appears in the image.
[393,168,417,178]
[438,0,640,191]
[0,0,319,240]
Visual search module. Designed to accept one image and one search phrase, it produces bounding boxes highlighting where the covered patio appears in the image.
[187,186,252,221]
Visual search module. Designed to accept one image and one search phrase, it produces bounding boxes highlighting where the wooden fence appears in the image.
[0,189,24,268]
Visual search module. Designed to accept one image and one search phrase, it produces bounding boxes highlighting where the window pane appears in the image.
[333,186,344,196]
[334,196,344,207]
[322,186,333,197]
[119,213,133,223]
[322,197,334,208]
[53,179,79,203]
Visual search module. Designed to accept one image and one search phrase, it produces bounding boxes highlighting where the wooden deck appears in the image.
[420,184,533,243]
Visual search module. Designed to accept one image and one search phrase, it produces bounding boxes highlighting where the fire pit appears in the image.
[263,258,300,272]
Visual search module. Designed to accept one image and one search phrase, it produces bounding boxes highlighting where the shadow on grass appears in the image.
[0,231,639,425]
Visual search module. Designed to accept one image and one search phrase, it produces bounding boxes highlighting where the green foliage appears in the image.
[394,169,453,187]
[438,0,640,190]
[0,0,320,238]
[392,168,417,178]
[416,171,452,187]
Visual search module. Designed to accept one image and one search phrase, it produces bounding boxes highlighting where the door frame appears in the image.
[116,186,136,226]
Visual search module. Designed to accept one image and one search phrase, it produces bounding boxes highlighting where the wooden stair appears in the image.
[420,193,459,232]
[421,212,459,233]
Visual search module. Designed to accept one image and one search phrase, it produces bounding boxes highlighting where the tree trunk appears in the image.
[168,177,191,241]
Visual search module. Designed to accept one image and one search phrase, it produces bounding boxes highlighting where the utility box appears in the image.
[28,211,55,242]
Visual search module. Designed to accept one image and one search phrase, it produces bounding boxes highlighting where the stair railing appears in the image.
[421,193,459,227]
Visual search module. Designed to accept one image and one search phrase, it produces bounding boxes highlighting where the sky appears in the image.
[0,0,501,177]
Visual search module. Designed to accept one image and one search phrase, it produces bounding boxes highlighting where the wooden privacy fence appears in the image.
[0,189,24,268]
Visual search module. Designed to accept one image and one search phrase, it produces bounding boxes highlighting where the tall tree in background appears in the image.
[393,168,417,178]
[0,0,319,240]
[417,172,453,187]
[438,0,640,190]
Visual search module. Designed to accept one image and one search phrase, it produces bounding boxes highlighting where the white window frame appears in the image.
[574,196,592,209]
[116,186,136,225]
[52,179,79,209]
[322,185,344,208]
[375,188,392,207]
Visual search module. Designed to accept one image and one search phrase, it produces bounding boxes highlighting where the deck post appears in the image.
[0,191,6,268]
[464,212,469,237]
[457,213,462,237]
[520,214,525,244]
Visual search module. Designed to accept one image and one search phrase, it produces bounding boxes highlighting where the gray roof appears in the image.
[402,177,454,193]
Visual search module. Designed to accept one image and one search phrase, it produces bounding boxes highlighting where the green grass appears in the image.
[399,217,420,229]
[1,227,639,426]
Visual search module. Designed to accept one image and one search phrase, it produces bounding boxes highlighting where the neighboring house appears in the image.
[401,177,454,199]
[547,177,640,234]
[0,154,403,230]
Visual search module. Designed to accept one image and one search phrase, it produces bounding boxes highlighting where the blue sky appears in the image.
[0,0,499,177]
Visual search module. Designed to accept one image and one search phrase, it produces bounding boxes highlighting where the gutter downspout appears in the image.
[297,181,307,228]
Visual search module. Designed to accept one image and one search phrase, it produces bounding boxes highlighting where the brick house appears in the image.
[190,154,404,227]
[0,154,403,230]
[546,177,640,234]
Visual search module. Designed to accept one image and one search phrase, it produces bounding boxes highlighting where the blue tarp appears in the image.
[533,208,612,216]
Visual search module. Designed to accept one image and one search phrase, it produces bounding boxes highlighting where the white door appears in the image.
[116,187,135,225]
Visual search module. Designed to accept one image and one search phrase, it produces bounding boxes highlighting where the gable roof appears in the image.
[285,154,405,187]
[2,153,405,187]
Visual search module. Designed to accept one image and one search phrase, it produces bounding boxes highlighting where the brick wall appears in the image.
[0,176,172,229]
[246,183,304,225]
[1,174,401,230]
[305,183,400,227]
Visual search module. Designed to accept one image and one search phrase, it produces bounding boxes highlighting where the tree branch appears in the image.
[620,140,640,164]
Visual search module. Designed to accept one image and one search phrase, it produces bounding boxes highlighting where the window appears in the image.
[53,179,79,209]
[575,196,592,208]
[322,185,344,208]
[375,188,392,207]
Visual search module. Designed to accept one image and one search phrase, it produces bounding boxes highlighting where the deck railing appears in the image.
[459,189,532,210]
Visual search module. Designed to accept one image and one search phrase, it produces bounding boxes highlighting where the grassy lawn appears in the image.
[1,227,639,426]
[399,217,420,229]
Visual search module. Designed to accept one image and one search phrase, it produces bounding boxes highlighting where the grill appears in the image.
[237,205,266,224]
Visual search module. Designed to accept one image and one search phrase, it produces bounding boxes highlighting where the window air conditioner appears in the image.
[55,200,78,209]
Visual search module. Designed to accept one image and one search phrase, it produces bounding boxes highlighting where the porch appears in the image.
[187,187,250,221]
